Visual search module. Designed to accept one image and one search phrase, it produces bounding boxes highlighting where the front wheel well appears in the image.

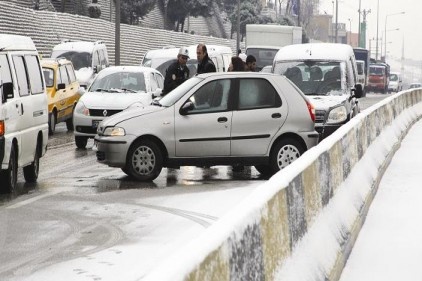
[131,135,168,161]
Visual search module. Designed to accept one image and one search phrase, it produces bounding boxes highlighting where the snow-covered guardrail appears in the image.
[142,89,422,281]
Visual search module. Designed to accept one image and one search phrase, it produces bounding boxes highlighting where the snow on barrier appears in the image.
[142,90,422,281]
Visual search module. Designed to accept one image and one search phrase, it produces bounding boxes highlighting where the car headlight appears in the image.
[326,105,347,124]
[74,101,90,116]
[103,127,125,136]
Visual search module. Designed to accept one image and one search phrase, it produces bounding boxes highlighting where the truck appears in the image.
[353,48,370,96]
[245,24,302,71]
[368,62,390,94]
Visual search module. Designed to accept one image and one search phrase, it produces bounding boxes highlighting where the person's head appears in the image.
[177,47,189,66]
[196,44,207,63]
[228,56,245,71]
[245,55,257,72]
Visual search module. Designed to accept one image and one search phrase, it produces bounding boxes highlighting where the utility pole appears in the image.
[115,0,120,66]
[358,0,361,46]
[360,9,371,48]
[335,0,338,43]
[236,0,240,53]
[375,0,379,60]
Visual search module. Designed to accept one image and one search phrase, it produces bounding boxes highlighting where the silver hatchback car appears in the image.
[95,72,319,181]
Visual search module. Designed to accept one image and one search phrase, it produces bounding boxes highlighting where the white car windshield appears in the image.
[158,77,203,107]
[51,50,91,70]
[89,72,146,92]
[273,60,347,96]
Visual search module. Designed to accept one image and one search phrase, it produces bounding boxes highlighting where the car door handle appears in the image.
[217,117,228,123]
[271,113,281,118]
[21,103,24,114]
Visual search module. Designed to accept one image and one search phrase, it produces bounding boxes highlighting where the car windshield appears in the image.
[145,58,198,78]
[247,48,279,71]
[89,71,146,92]
[273,60,347,96]
[369,66,385,75]
[158,77,203,107]
[390,74,398,81]
[51,50,91,70]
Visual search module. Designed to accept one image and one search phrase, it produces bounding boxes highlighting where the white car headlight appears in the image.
[103,127,125,136]
[326,105,347,124]
[74,101,90,116]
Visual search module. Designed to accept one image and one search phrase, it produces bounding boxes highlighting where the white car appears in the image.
[73,66,164,148]
[388,72,402,92]
[95,72,320,181]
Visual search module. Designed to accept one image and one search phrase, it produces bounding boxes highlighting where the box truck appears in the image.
[245,24,302,71]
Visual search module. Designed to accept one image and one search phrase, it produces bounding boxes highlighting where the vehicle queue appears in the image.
[0,32,369,190]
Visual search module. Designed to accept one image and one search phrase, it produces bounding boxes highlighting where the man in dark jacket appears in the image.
[162,47,190,96]
[196,44,216,74]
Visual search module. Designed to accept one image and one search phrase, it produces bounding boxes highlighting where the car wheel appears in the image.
[269,138,305,173]
[126,139,163,181]
[0,144,18,193]
[75,136,88,149]
[48,112,56,135]
[23,144,40,183]
[66,117,74,131]
[254,165,272,176]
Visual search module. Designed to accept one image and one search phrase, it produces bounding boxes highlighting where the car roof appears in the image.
[274,43,354,62]
[52,41,105,52]
[41,57,72,68]
[194,71,283,79]
[0,34,37,51]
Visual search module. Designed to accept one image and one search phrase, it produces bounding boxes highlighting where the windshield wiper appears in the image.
[95,88,110,92]
[121,88,137,93]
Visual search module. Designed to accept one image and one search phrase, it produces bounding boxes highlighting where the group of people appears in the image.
[162,44,257,96]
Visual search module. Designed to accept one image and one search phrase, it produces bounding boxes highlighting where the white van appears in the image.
[273,43,363,140]
[51,40,110,88]
[142,44,233,76]
[0,34,49,192]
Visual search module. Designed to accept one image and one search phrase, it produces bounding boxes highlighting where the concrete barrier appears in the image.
[142,89,422,281]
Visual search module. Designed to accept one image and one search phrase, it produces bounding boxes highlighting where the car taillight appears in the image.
[306,100,316,122]
[0,120,4,136]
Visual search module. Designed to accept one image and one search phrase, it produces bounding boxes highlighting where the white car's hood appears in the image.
[307,94,348,110]
[101,105,165,126]
[81,91,152,109]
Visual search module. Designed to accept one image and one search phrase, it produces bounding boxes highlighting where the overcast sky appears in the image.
[319,0,418,61]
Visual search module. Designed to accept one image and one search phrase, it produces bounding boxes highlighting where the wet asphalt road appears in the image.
[0,92,390,280]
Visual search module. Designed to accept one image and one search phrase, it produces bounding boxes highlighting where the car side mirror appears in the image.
[57,83,66,90]
[180,101,194,115]
[353,84,363,98]
[93,65,99,74]
[1,82,13,102]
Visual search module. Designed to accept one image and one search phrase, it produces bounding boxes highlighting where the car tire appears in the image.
[0,144,18,193]
[269,138,305,174]
[75,136,88,149]
[49,112,56,135]
[23,144,40,183]
[66,117,74,131]
[125,139,163,181]
[254,165,272,176]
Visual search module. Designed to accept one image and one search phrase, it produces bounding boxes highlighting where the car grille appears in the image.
[315,110,326,124]
[76,126,97,134]
[89,109,122,117]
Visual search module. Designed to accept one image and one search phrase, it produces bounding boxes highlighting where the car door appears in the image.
[174,79,232,157]
[64,64,79,115]
[231,77,287,156]
[57,65,70,118]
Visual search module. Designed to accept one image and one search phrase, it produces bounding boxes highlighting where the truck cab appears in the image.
[368,63,390,94]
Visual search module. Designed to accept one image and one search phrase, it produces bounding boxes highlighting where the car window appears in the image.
[186,79,231,113]
[0,54,13,84]
[155,73,164,89]
[238,78,281,109]
[12,56,30,97]
[92,50,100,67]
[25,55,44,94]
[59,65,70,85]
[43,68,54,87]
[65,64,77,83]
[149,73,158,91]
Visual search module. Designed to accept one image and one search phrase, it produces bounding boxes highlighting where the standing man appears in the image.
[162,47,190,96]
[196,43,216,74]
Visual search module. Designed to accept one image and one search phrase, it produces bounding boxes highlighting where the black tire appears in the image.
[0,145,18,193]
[254,165,272,176]
[48,112,56,135]
[75,136,88,149]
[23,144,40,183]
[66,117,74,131]
[125,139,163,181]
[269,138,305,174]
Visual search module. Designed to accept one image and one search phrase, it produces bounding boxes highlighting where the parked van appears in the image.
[51,40,109,89]
[0,34,49,192]
[273,43,363,140]
[142,44,233,76]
